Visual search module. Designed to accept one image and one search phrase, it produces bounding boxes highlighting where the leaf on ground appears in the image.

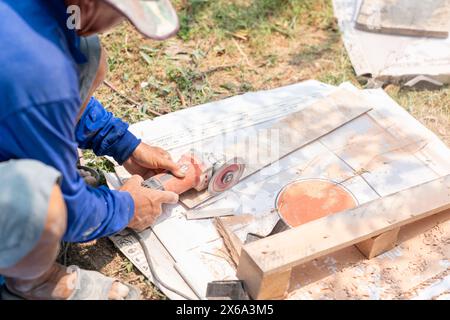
[140,51,153,65]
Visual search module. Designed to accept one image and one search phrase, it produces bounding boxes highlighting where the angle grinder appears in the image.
[141,150,246,196]
[133,150,245,300]
[130,150,245,299]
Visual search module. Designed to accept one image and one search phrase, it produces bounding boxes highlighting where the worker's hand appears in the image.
[123,142,185,180]
[120,175,179,231]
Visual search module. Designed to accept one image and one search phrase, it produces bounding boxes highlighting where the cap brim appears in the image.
[103,0,179,40]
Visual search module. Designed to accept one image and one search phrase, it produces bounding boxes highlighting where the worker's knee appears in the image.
[44,184,68,244]
[0,184,67,280]
[19,184,67,279]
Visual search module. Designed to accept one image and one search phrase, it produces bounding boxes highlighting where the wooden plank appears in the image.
[355,227,400,259]
[355,0,450,38]
[236,175,450,299]
[238,249,292,300]
[180,88,373,208]
[215,217,245,266]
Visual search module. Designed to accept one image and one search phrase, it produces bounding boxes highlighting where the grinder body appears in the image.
[142,152,212,194]
[142,151,245,196]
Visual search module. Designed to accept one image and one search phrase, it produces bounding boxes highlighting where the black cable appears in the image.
[127,228,193,300]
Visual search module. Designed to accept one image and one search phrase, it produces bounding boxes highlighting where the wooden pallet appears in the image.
[231,175,450,299]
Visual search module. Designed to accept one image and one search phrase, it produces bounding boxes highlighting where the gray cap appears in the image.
[102,0,179,40]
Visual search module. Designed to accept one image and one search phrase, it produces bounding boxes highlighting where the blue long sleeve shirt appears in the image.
[0,0,140,242]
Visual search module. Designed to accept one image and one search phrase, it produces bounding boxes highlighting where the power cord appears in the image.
[127,228,193,300]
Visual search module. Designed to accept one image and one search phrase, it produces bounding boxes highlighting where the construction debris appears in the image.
[333,0,450,84]
[355,0,450,38]
[403,75,444,90]
[206,281,250,300]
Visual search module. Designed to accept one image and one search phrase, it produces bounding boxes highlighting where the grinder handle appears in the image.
[141,154,203,195]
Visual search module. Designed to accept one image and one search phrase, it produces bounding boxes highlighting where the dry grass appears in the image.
[72,0,449,299]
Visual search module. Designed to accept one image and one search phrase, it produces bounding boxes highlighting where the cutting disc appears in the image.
[208,157,245,195]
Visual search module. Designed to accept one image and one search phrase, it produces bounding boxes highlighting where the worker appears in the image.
[0,0,182,299]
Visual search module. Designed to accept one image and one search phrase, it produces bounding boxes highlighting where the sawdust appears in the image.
[288,212,450,300]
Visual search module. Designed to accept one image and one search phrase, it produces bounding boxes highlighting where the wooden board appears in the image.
[236,175,450,299]
[356,0,450,38]
[214,216,247,266]
[179,88,373,208]
[355,227,400,259]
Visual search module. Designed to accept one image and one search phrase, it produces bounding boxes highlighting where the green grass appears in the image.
[177,0,335,40]
[289,31,340,67]
[96,0,449,162]
[98,1,349,123]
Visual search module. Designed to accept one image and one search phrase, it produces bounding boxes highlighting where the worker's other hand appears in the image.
[120,175,179,231]
[123,142,185,180]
